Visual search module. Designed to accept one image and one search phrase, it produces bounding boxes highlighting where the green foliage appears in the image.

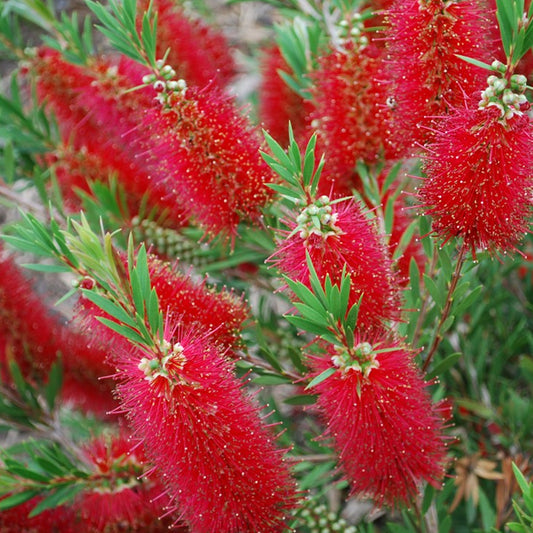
[262,126,325,203]
[496,0,533,66]
[0,440,89,516]
[507,463,533,532]
[87,0,158,67]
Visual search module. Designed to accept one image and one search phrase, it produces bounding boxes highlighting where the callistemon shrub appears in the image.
[272,195,401,333]
[2,0,533,531]
[115,326,298,532]
[308,335,449,507]
[418,71,533,254]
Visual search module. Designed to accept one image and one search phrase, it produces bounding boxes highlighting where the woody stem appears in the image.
[422,243,467,373]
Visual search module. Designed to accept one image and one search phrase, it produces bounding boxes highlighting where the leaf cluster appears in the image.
[262,126,324,204]
[496,0,533,66]
[508,463,533,532]
[0,439,89,517]
[86,0,158,68]
[0,359,62,431]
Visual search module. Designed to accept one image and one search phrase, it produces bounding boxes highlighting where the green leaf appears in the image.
[262,130,293,170]
[29,483,84,517]
[20,263,72,273]
[253,373,292,385]
[512,462,531,496]
[81,290,137,329]
[424,274,445,310]
[298,460,336,490]
[283,394,318,405]
[421,484,435,514]
[44,360,63,411]
[452,285,483,316]
[284,315,330,336]
[306,367,336,390]
[302,134,317,188]
[97,317,146,345]
[496,0,515,56]
[0,489,42,511]
[425,352,461,380]
[285,277,324,310]
[455,55,494,72]
[292,302,328,326]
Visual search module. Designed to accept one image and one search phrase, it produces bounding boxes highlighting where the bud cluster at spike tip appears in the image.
[308,334,449,507]
[417,83,533,255]
[114,325,298,533]
[271,196,401,333]
[385,0,493,153]
[140,80,275,240]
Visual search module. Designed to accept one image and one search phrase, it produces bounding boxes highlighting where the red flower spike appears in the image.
[148,258,249,352]
[385,0,493,153]
[311,42,396,197]
[0,496,75,532]
[271,197,402,333]
[75,253,249,356]
[417,90,533,255]
[32,50,188,230]
[258,45,313,146]
[137,0,236,88]
[308,335,449,507]
[75,433,183,532]
[142,84,275,240]
[0,247,116,414]
[115,327,298,533]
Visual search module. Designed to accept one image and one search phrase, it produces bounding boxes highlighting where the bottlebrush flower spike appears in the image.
[0,246,116,414]
[75,432,183,532]
[141,67,274,240]
[31,50,189,230]
[272,196,401,333]
[137,0,236,88]
[258,45,312,146]
[311,40,395,197]
[308,335,449,507]
[114,325,298,532]
[385,0,493,153]
[75,253,249,354]
[417,71,533,255]
[0,496,75,532]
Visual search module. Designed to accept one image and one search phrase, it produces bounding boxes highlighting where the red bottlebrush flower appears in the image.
[271,196,401,333]
[385,0,493,152]
[417,80,533,254]
[308,335,449,507]
[75,432,183,532]
[75,253,249,355]
[0,247,116,414]
[0,247,63,377]
[258,45,312,146]
[148,258,249,352]
[115,326,298,533]
[142,82,274,240]
[138,0,236,88]
[0,496,75,533]
[31,50,188,230]
[311,42,395,197]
